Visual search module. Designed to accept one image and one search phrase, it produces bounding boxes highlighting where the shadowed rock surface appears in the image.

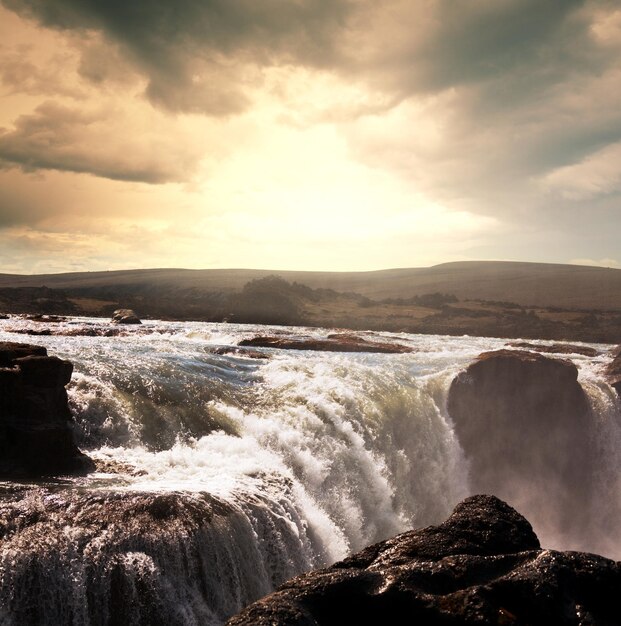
[0,342,93,476]
[447,350,594,546]
[227,495,621,626]
[238,334,413,354]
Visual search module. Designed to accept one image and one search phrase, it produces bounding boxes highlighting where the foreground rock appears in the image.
[238,334,413,354]
[0,342,93,476]
[111,308,142,324]
[447,350,594,545]
[228,495,620,625]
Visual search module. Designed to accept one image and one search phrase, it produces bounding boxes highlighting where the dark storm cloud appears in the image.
[1,0,351,114]
[364,0,589,95]
[1,1,612,124]
[0,101,203,183]
[2,0,620,237]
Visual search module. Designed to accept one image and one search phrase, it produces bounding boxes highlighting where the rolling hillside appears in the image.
[0,261,619,310]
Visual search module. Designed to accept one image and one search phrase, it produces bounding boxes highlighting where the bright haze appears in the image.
[0,1,620,274]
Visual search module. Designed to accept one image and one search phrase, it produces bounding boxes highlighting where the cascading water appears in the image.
[0,316,618,625]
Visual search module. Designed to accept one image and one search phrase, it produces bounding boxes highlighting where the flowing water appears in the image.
[0,317,618,625]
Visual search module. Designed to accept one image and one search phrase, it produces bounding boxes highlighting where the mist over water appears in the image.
[0,317,619,624]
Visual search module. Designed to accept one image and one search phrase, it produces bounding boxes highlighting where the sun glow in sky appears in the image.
[0,1,620,273]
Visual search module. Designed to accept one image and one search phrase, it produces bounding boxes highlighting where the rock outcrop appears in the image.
[447,349,594,544]
[111,308,142,324]
[238,334,413,354]
[607,345,621,395]
[0,342,93,476]
[228,495,621,626]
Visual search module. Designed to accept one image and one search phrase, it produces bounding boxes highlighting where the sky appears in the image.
[0,0,620,274]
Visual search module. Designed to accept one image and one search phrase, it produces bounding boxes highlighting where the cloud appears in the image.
[540,141,621,200]
[0,101,206,183]
[0,0,620,271]
[337,1,621,228]
[1,0,351,115]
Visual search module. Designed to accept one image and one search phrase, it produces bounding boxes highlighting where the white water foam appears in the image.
[0,317,619,624]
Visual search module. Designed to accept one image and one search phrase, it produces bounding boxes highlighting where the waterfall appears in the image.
[0,318,618,624]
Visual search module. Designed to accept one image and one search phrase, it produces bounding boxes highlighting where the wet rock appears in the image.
[111,308,142,324]
[607,345,621,395]
[0,342,47,365]
[447,350,594,543]
[0,486,298,625]
[10,326,132,337]
[212,346,269,359]
[228,495,621,626]
[8,328,53,336]
[25,314,67,323]
[0,314,9,320]
[0,342,93,476]
[507,341,598,357]
[238,334,413,354]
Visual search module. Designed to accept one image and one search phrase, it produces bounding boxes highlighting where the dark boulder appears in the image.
[0,342,93,476]
[111,309,142,324]
[447,350,594,544]
[227,495,621,626]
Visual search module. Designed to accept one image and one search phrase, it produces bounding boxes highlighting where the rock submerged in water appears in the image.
[227,495,621,626]
[111,308,142,324]
[447,349,594,545]
[0,342,93,476]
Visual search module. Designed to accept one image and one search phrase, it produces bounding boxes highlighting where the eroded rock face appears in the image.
[111,308,142,324]
[227,495,621,626]
[0,342,93,476]
[447,349,594,545]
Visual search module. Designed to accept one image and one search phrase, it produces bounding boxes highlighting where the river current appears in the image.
[0,317,618,625]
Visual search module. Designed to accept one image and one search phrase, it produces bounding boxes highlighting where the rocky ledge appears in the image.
[228,495,621,625]
[0,342,93,476]
[238,333,413,354]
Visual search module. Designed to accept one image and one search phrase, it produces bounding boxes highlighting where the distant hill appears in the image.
[0,261,620,310]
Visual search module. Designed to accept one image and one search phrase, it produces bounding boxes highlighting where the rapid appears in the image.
[0,317,618,625]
